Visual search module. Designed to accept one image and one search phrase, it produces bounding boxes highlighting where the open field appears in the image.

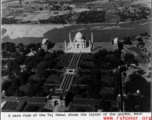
[2,21,150,45]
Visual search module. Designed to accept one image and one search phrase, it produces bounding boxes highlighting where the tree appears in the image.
[47,41,54,49]
[86,72,102,99]
[2,51,8,58]
[39,86,50,97]
[20,72,29,85]
[11,77,21,88]
[25,105,39,112]
[2,81,11,91]
[27,43,36,50]
[7,86,18,96]
[35,79,44,90]
[110,107,119,112]
[99,100,111,111]
[18,46,24,52]
[28,78,36,85]
[37,62,49,78]
[124,94,150,112]
[3,42,16,52]
[15,90,25,97]
[7,60,20,74]
[26,59,38,70]
[124,74,149,96]
[13,52,20,58]
[15,55,25,65]
[47,61,56,69]
[124,54,138,65]
[23,48,31,56]
[18,43,24,47]
[123,37,132,45]
[43,53,54,62]
[35,49,46,62]
[26,88,36,97]
[36,43,41,51]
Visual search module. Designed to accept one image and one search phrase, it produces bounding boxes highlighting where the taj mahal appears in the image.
[38,31,119,111]
[64,32,93,53]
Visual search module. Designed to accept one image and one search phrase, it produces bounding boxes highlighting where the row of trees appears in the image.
[72,69,119,100]
[93,49,121,69]
[2,18,18,24]
[76,11,106,24]
[118,7,150,22]
[39,15,69,24]
[78,50,121,70]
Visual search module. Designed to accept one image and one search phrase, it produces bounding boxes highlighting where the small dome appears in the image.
[74,32,83,41]
[42,38,49,45]
[113,37,118,44]
[136,90,140,94]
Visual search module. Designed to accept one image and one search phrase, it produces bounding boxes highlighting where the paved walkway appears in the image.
[59,53,81,92]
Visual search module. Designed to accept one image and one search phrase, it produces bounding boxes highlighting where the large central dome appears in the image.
[74,32,83,42]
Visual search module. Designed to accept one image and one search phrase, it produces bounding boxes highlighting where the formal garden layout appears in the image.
[1,0,151,112]
[2,31,151,112]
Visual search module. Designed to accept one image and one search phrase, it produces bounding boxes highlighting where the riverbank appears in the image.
[2,21,150,45]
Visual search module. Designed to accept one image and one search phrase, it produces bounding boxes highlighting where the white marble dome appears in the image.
[74,32,83,42]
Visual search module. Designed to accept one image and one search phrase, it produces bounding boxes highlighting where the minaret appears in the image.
[111,38,113,51]
[69,33,71,43]
[84,41,86,48]
[89,40,91,47]
[64,40,66,52]
[91,33,93,43]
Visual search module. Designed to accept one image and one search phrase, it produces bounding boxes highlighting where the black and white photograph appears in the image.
[1,0,151,113]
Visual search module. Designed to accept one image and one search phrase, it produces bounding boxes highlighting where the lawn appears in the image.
[81,53,94,61]
[49,43,65,52]
[72,75,90,84]
[128,47,142,54]
[57,53,73,61]
[127,46,149,63]
[100,75,113,87]
[92,42,112,53]
[55,61,69,68]
[79,61,95,69]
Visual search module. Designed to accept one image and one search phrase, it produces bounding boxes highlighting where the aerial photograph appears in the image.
[1,0,151,112]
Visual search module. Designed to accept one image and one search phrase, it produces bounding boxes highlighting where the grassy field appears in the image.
[2,21,150,45]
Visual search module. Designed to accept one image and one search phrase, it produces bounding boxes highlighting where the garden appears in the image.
[1,41,65,97]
